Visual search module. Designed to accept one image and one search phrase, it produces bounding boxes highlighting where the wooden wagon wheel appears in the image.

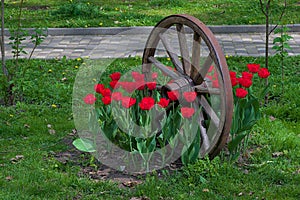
[142,14,233,158]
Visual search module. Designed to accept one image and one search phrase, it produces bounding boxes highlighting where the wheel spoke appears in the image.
[176,24,191,75]
[198,111,210,155]
[148,56,180,79]
[198,95,220,127]
[193,84,220,95]
[159,33,185,75]
[191,32,201,81]
[193,54,213,85]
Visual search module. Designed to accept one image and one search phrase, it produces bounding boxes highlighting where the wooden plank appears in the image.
[198,111,210,154]
[148,56,180,80]
[159,33,185,75]
[199,95,220,127]
[176,24,191,75]
[191,32,201,81]
[194,54,213,84]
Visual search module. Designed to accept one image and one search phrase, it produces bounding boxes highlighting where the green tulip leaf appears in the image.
[72,138,96,153]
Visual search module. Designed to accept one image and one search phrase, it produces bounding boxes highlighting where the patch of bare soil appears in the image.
[53,134,183,189]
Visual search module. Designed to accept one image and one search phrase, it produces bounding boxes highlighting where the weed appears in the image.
[272,25,293,94]
[52,0,102,18]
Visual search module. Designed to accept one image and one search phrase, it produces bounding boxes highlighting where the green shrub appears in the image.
[52,0,101,18]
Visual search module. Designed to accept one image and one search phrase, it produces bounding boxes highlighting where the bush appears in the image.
[52,0,101,18]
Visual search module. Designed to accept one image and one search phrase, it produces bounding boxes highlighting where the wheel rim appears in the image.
[142,14,233,158]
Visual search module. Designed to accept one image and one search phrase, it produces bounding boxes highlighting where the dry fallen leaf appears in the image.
[122,180,142,188]
[5,176,13,181]
[202,188,210,192]
[269,115,276,121]
[69,129,77,136]
[15,155,24,160]
[130,197,150,200]
[10,155,24,163]
[272,152,284,158]
[97,168,111,177]
[48,129,56,135]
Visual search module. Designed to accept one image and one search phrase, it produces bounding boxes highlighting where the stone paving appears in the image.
[3,29,300,59]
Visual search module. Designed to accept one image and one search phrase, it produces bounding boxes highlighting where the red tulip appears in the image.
[258,68,270,79]
[111,92,123,101]
[109,72,121,81]
[167,90,180,101]
[242,71,253,80]
[101,96,111,105]
[121,96,136,108]
[94,84,105,94]
[100,88,111,97]
[157,98,170,108]
[183,91,197,103]
[235,88,248,98]
[238,77,252,88]
[131,71,145,81]
[181,107,195,118]
[247,63,260,73]
[147,82,156,90]
[139,97,155,110]
[83,94,97,104]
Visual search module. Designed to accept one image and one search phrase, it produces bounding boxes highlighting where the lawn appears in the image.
[0,56,299,199]
[4,0,300,28]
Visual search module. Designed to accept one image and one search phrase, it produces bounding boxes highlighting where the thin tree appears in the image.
[259,0,287,104]
[0,0,8,79]
[259,0,287,69]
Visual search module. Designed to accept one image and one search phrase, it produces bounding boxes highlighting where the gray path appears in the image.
[3,27,300,59]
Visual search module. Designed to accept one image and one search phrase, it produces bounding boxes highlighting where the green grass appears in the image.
[4,0,300,28]
[0,56,300,199]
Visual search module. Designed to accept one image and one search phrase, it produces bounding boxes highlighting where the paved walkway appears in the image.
[3,27,300,59]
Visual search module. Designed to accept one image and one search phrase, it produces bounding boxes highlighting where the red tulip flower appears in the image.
[121,96,136,108]
[111,92,123,101]
[157,98,170,108]
[181,107,195,118]
[247,63,260,73]
[238,77,252,88]
[147,82,156,90]
[167,90,180,101]
[110,72,121,81]
[152,72,158,80]
[101,96,111,105]
[242,71,253,80]
[139,97,155,110]
[120,82,136,93]
[229,71,238,87]
[235,88,248,98]
[183,91,197,102]
[229,71,237,78]
[94,84,105,94]
[132,71,145,82]
[100,88,111,97]
[258,68,270,78]
[109,80,119,89]
[83,94,97,105]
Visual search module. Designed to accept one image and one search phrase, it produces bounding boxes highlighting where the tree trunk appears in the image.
[1,0,8,78]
